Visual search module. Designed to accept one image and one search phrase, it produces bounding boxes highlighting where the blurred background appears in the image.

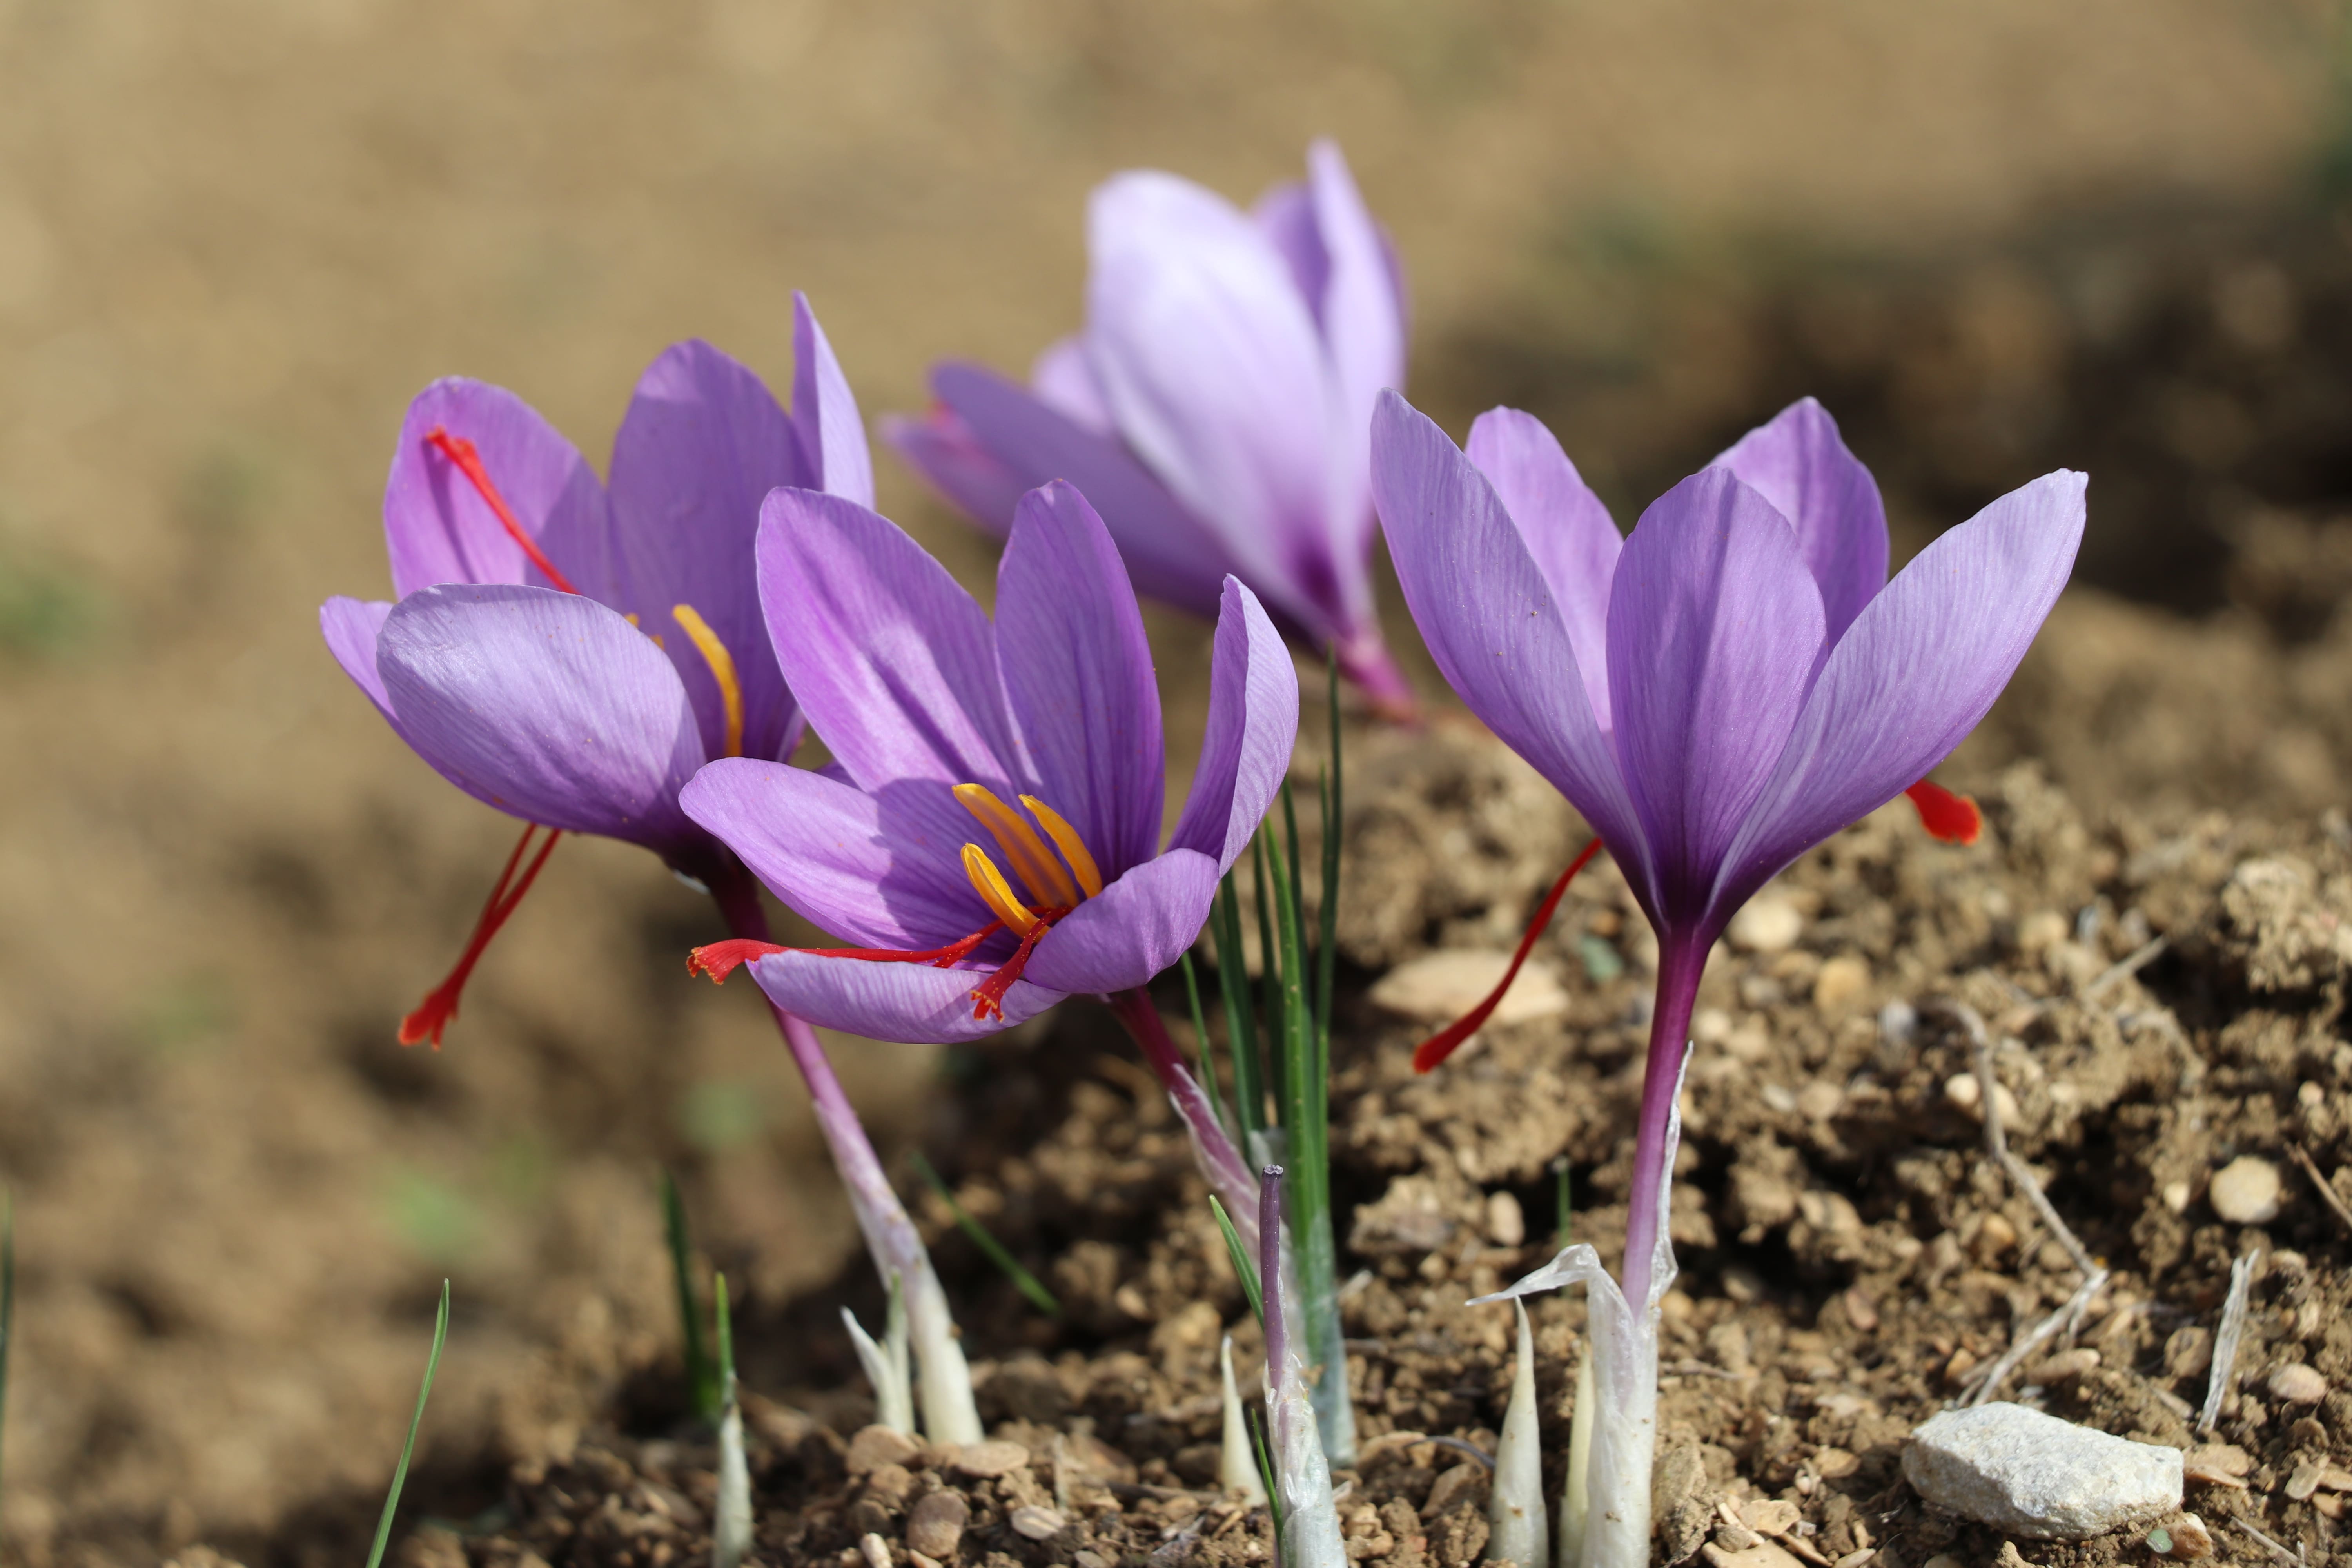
[0,0,2345,1559]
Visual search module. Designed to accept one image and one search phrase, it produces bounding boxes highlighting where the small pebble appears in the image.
[2287,1459,2325,1501]
[2209,1156,2283,1224]
[2267,1362,2327,1405]
[1942,1073,2022,1126]
[2162,1180,2191,1214]
[1486,1189,1525,1247]
[1842,1287,1879,1332]
[1701,1543,1804,1568]
[1878,998,1918,1046]
[1903,1402,2183,1539]
[1729,897,1804,954]
[1369,950,1567,1025]
[847,1424,923,1475]
[906,1491,970,1559]
[1739,1498,1802,1536]
[1812,955,1871,1013]
[1694,1006,1734,1044]
[1010,1505,1067,1541]
[951,1439,1031,1478]
[858,1534,892,1568]
[2165,1513,2215,1559]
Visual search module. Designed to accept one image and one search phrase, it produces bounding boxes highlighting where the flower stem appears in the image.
[707,860,981,1446]
[1621,935,1707,1313]
[1108,987,1261,1253]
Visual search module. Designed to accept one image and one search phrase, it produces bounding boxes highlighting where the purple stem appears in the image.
[1619,931,1708,1312]
[1259,1163,1288,1376]
[1106,988,1262,1248]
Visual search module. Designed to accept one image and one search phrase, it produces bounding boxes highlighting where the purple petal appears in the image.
[1715,470,2087,914]
[1023,849,1220,994]
[757,488,1029,869]
[1084,171,1337,622]
[375,583,705,853]
[1296,140,1405,589]
[1605,468,1826,929]
[1465,408,1619,726]
[1251,179,1327,321]
[791,292,877,510]
[995,482,1165,879]
[1370,392,1654,900]
[680,757,991,953]
[1168,579,1300,874]
[929,363,1234,621]
[1710,398,1888,646]
[880,405,1031,538]
[382,379,615,601]
[1030,336,1116,435]
[321,595,398,724]
[610,339,807,764]
[748,949,1059,1045]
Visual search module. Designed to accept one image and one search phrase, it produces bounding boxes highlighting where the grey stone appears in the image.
[1904,1403,2183,1540]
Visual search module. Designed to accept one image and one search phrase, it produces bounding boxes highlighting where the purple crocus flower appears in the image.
[1371,389,2085,1567]
[677,477,1298,1238]
[882,140,1416,717]
[318,298,987,1444]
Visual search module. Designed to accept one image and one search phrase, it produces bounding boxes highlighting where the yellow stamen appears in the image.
[962,844,1040,936]
[953,784,1080,908]
[670,604,744,758]
[1020,795,1104,898]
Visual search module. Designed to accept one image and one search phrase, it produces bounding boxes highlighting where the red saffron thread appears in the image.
[1904,779,1982,845]
[1414,835,1606,1074]
[400,822,563,1048]
[424,428,582,595]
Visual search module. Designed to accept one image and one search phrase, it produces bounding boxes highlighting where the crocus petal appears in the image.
[757,487,1029,871]
[791,292,877,510]
[1710,397,1888,646]
[1715,470,2087,915]
[879,405,1032,538]
[375,584,705,852]
[1167,579,1300,875]
[1297,139,1404,594]
[1465,408,1620,727]
[610,339,807,764]
[681,757,985,953]
[321,595,398,726]
[1606,468,1826,929]
[927,364,1236,622]
[1085,171,1336,621]
[747,949,1059,1045]
[1030,336,1116,435]
[995,481,1165,878]
[1369,392,1655,900]
[383,378,615,601]
[1024,848,1220,996]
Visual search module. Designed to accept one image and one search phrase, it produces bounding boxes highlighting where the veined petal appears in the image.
[1715,470,2087,916]
[1465,408,1619,727]
[880,405,1031,539]
[1031,336,1116,435]
[610,339,806,763]
[747,949,1059,1045]
[375,584,705,852]
[383,379,615,601]
[1710,397,1888,646]
[680,757,986,953]
[1167,579,1299,875]
[1370,392,1654,903]
[1297,139,1404,600]
[1606,468,1826,929]
[321,595,398,726]
[995,482,1165,879]
[1023,848,1220,994]
[791,291,877,510]
[928,363,1236,622]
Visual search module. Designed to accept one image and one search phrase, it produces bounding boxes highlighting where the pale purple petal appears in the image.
[382,379,615,601]
[1715,470,2087,914]
[791,292,877,510]
[1030,336,1115,435]
[1370,392,1655,901]
[680,757,986,953]
[375,584,705,852]
[1297,139,1405,597]
[1606,468,1826,928]
[995,482,1165,879]
[880,405,1031,538]
[928,363,1235,621]
[321,596,397,725]
[1023,849,1220,994]
[1251,180,1327,321]
[1167,579,1300,875]
[1465,408,1620,727]
[610,339,806,764]
[1710,398,1888,646]
[748,950,1059,1045]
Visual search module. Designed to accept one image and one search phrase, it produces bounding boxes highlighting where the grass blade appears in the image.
[1212,873,1265,1140]
[1209,1194,1264,1327]
[1249,1402,1285,1553]
[662,1169,720,1421]
[1316,661,1342,1051]
[909,1151,1060,1316]
[1252,836,1287,1115]
[1179,953,1238,1146]
[366,1279,450,1568]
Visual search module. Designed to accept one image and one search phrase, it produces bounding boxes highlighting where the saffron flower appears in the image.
[1371,390,2086,1568]
[883,140,1416,716]
[677,477,1298,1238]
[319,298,985,1445]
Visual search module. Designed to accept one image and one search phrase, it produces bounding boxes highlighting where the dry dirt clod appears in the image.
[1368,949,1567,1025]
[952,1438,1032,1479]
[1812,955,1870,1013]
[906,1491,970,1560]
[2209,1156,2283,1223]
[1010,1505,1067,1540]
[849,1425,924,1475]
[1702,1543,1805,1568]
[2265,1361,2327,1404]
[2160,1512,2216,1558]
[2286,1459,2325,1501]
[2182,1444,2252,1487]
[1729,897,1804,953]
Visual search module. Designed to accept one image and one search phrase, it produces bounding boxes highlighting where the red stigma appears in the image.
[688,916,1062,1020]
[401,822,562,1048]
[967,916,1055,1021]
[1414,836,1605,1074]
[1904,779,1982,846]
[423,428,583,597]
[687,939,787,984]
